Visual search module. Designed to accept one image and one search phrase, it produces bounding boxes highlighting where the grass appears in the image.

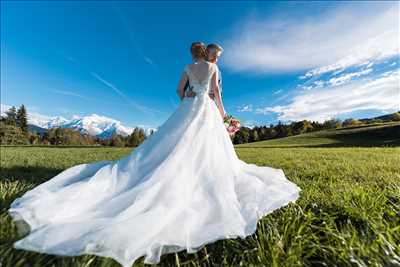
[0,124,399,266]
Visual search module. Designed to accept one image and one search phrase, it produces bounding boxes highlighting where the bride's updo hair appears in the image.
[190,42,207,60]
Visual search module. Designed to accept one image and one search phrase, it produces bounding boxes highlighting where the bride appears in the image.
[9,42,301,267]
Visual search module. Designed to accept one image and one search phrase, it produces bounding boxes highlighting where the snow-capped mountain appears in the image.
[62,114,133,138]
[60,114,136,139]
[0,104,158,138]
[29,114,69,129]
[27,113,157,138]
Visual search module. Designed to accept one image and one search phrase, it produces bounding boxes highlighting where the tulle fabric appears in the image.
[9,63,301,267]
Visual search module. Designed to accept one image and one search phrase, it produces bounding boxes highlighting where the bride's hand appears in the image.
[186,90,197,98]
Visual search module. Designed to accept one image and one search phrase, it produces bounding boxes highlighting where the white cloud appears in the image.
[237,104,253,112]
[328,68,373,86]
[300,85,314,91]
[256,70,400,122]
[299,80,326,91]
[256,106,283,115]
[223,3,399,74]
[243,120,258,129]
[273,89,283,95]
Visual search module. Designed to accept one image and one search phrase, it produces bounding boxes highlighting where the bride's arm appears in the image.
[176,72,189,101]
[211,70,226,118]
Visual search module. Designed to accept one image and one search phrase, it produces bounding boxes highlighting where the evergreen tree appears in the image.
[5,106,17,125]
[274,121,287,138]
[16,104,28,134]
[257,126,266,140]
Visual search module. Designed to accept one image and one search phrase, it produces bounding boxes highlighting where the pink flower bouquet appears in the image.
[223,115,241,137]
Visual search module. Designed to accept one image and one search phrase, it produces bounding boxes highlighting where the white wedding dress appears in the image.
[9,62,301,267]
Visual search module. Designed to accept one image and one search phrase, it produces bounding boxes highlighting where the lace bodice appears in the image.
[184,62,218,96]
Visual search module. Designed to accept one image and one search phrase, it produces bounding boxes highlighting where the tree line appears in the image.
[232,113,400,144]
[1,104,399,146]
[0,105,149,146]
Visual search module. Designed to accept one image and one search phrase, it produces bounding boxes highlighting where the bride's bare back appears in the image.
[186,61,212,84]
[176,59,226,118]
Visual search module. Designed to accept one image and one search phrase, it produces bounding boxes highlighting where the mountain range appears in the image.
[0,105,157,139]
[27,113,157,138]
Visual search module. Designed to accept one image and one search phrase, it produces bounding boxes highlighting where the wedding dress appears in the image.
[9,61,301,267]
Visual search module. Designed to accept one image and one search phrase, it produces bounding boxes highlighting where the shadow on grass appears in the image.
[0,166,63,183]
[0,166,65,211]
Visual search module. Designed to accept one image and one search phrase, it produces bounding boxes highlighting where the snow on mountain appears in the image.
[1,103,157,138]
[29,114,69,129]
[43,114,156,138]
[0,103,11,116]
[61,114,135,138]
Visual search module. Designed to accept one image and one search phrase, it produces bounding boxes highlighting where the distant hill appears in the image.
[359,111,400,122]
[236,122,400,148]
[27,124,47,135]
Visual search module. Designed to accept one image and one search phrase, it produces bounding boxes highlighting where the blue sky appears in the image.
[1,1,399,128]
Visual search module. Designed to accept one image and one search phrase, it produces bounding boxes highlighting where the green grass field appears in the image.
[1,123,399,267]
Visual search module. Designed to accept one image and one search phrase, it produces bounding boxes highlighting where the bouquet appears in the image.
[223,114,241,137]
